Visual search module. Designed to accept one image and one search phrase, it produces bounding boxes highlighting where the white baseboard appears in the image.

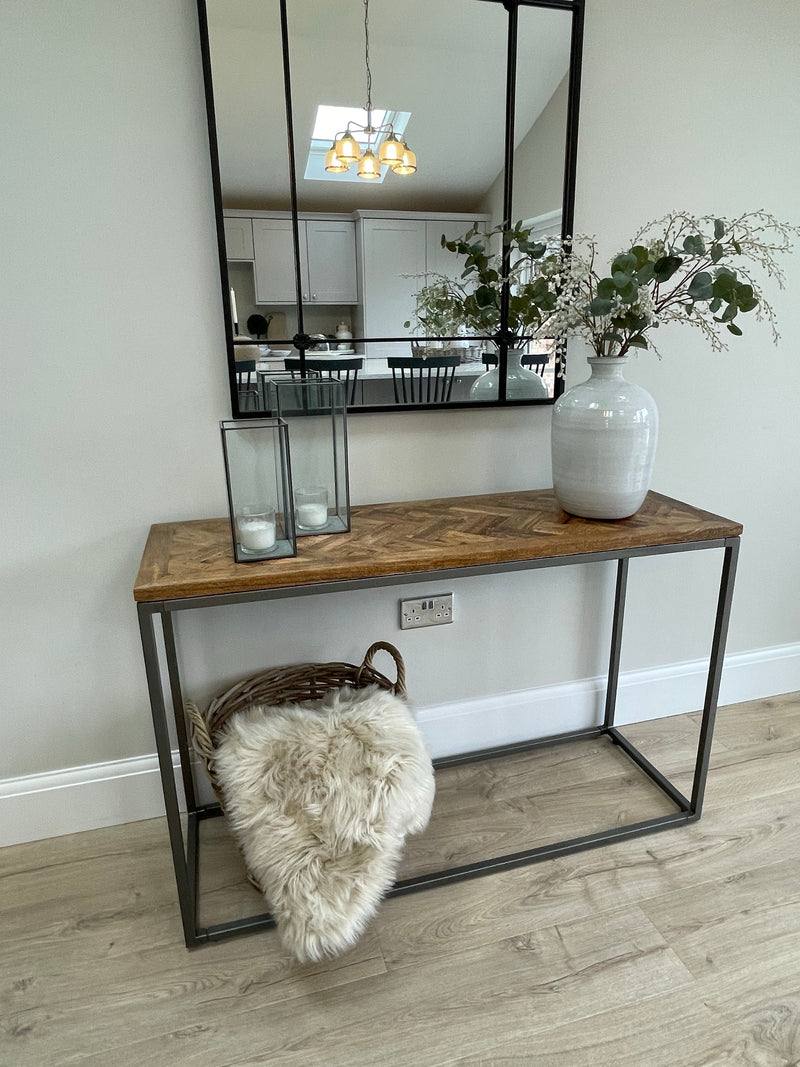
[419,642,800,758]
[2,643,799,848]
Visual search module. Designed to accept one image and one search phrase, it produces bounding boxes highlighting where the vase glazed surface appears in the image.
[551,356,658,520]
[470,349,548,401]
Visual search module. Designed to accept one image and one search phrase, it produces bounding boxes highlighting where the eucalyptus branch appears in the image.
[531,210,798,357]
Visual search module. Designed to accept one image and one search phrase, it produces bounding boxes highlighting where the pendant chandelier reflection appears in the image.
[324,0,417,179]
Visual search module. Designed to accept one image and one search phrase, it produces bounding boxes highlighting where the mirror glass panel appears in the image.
[202,0,580,413]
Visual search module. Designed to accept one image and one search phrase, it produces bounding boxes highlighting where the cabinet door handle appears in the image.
[312,293,317,301]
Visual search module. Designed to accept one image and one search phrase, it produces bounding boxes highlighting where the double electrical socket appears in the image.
[399,593,454,630]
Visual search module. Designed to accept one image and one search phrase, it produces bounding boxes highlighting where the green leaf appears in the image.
[612,270,632,290]
[721,302,738,322]
[714,218,725,239]
[636,262,655,284]
[628,335,649,349]
[726,322,743,336]
[709,297,722,313]
[630,244,651,268]
[710,243,724,264]
[596,277,616,299]
[611,252,638,274]
[713,272,736,300]
[589,297,615,316]
[734,283,758,313]
[683,234,706,256]
[687,272,714,301]
[625,314,650,333]
[617,281,640,304]
[653,255,682,282]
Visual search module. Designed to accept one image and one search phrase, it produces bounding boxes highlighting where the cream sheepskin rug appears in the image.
[213,684,435,962]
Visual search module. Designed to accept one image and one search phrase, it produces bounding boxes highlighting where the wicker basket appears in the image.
[185,641,406,806]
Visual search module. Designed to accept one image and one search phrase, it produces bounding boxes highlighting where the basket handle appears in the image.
[185,699,216,763]
[359,641,407,699]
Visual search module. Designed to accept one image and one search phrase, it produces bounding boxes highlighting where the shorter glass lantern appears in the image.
[267,376,350,537]
[220,418,296,562]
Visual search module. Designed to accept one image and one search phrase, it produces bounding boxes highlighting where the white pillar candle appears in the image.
[230,287,239,327]
[296,503,328,529]
[238,519,276,551]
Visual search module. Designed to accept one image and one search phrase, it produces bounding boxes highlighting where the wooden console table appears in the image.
[135,489,741,947]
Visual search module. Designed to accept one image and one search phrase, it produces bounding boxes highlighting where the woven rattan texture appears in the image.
[186,641,406,801]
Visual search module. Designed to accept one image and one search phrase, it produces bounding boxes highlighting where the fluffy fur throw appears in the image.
[213,684,435,962]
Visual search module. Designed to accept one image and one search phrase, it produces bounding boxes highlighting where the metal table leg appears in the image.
[138,602,202,946]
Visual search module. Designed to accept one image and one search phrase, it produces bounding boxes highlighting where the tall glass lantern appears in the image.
[220,419,296,562]
[267,377,350,536]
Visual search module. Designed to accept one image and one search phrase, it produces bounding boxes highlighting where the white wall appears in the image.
[2,0,799,839]
[482,75,569,227]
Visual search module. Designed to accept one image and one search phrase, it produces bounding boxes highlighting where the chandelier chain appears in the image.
[363,0,373,116]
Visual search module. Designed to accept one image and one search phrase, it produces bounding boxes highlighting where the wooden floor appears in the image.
[2,693,800,1067]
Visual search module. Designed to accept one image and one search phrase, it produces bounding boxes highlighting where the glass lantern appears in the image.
[267,376,350,537]
[220,418,296,563]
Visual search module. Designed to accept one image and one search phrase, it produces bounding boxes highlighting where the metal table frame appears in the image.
[138,534,739,948]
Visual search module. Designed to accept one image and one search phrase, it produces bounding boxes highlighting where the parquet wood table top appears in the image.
[133,489,742,603]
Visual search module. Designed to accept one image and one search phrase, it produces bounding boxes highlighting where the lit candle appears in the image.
[230,287,239,329]
[238,518,276,552]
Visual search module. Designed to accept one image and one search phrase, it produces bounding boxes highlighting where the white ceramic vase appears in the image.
[551,356,658,520]
[470,349,548,401]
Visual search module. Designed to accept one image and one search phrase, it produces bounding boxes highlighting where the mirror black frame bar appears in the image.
[196,0,584,416]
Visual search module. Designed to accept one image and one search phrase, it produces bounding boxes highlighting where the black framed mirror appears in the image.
[197,0,584,415]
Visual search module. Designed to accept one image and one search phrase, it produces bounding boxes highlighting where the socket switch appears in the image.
[399,593,454,630]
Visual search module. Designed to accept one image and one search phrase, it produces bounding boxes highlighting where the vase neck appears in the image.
[587,355,628,377]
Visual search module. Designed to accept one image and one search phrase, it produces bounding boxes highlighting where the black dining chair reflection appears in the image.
[283,357,363,407]
[388,354,460,405]
[481,352,550,375]
[235,360,260,411]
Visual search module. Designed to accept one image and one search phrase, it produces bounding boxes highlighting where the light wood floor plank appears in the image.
[437,961,800,1066]
[44,907,691,1067]
[640,854,800,979]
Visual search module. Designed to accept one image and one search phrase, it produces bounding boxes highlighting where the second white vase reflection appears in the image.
[469,349,548,401]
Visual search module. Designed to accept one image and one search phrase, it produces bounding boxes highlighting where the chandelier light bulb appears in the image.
[334,131,361,165]
[357,148,381,179]
[378,133,404,166]
[392,143,417,175]
[325,144,350,173]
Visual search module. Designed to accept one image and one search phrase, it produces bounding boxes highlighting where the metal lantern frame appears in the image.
[266,376,351,537]
[220,418,297,563]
